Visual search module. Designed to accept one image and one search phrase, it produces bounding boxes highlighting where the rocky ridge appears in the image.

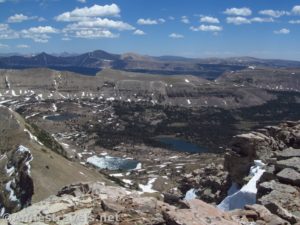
[225,121,300,224]
[0,182,287,225]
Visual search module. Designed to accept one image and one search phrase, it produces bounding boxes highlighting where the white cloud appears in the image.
[292,5,300,15]
[0,43,9,48]
[72,29,118,39]
[226,17,251,25]
[259,10,289,18]
[8,14,30,23]
[65,18,134,31]
[224,7,252,16]
[77,0,86,3]
[181,16,189,24]
[289,20,300,24]
[274,28,290,34]
[137,18,165,25]
[227,16,274,25]
[133,29,146,35]
[169,33,184,38]
[26,26,58,33]
[8,14,46,23]
[0,23,19,39]
[16,44,30,48]
[21,26,58,43]
[200,16,220,24]
[55,4,120,22]
[191,24,223,32]
[137,18,157,25]
[0,23,58,43]
[168,16,175,20]
[251,17,274,23]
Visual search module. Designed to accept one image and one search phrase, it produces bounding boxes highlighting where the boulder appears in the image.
[276,148,300,160]
[276,168,300,186]
[258,181,300,224]
[162,199,239,225]
[244,204,290,225]
[276,157,300,173]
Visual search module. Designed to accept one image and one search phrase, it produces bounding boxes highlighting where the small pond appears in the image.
[87,155,140,171]
[45,113,78,121]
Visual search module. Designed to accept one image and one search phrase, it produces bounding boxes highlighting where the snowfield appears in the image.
[217,160,266,211]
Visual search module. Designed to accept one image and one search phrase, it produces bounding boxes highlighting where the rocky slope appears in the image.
[225,121,300,224]
[0,182,287,225]
[0,67,288,109]
[1,183,267,225]
[0,106,111,215]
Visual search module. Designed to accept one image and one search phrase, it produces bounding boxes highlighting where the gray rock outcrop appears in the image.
[225,121,300,224]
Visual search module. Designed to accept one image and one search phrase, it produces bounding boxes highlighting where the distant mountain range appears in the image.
[1,50,300,79]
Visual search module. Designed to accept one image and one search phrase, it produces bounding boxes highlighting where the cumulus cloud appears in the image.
[292,5,300,15]
[16,44,30,48]
[289,20,300,24]
[8,14,46,23]
[55,4,120,22]
[77,0,86,3]
[0,23,19,39]
[8,14,30,23]
[56,4,133,39]
[224,7,252,16]
[274,28,290,34]
[259,10,289,18]
[226,17,251,25]
[227,16,275,25]
[200,16,220,24]
[190,25,223,32]
[72,29,118,39]
[21,26,58,43]
[133,29,146,35]
[169,33,184,38]
[137,18,165,25]
[251,17,274,23]
[65,18,134,31]
[26,26,58,33]
[0,23,58,43]
[181,16,189,24]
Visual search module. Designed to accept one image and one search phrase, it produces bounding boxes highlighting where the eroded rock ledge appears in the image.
[225,121,300,224]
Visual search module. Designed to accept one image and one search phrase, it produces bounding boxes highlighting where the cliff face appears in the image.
[225,121,300,224]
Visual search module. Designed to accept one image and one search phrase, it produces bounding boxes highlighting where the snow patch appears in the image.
[24,129,44,146]
[217,160,265,211]
[184,188,197,200]
[139,178,157,193]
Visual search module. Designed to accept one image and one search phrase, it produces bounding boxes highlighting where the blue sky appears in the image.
[0,0,300,60]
